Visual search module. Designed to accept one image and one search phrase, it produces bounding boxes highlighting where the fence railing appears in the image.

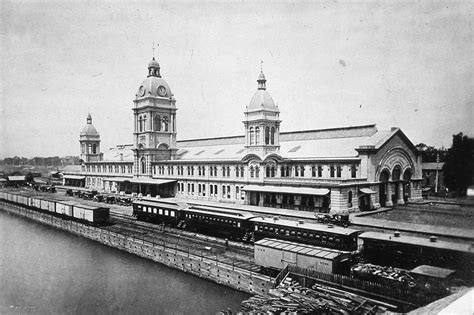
[287,265,447,306]
[274,264,289,288]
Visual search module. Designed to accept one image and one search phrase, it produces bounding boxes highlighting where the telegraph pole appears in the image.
[435,154,440,193]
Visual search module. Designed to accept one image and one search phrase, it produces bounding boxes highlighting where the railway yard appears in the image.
[1,186,473,314]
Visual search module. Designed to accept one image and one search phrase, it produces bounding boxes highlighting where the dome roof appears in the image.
[80,114,99,136]
[248,89,277,111]
[136,76,172,99]
[148,57,160,69]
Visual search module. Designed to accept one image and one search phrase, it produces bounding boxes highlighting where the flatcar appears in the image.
[250,217,359,251]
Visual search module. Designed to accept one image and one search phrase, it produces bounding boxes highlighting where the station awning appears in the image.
[63,175,85,180]
[105,177,176,186]
[243,185,329,196]
[359,188,376,194]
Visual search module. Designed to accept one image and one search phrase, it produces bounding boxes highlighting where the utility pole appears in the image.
[435,154,440,193]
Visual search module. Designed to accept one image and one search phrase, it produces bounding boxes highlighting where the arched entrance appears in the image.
[379,169,390,207]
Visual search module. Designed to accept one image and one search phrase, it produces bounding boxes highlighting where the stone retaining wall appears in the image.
[0,201,274,295]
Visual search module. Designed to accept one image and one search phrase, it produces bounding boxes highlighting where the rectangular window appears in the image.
[337,166,342,178]
[330,166,335,177]
[351,165,357,178]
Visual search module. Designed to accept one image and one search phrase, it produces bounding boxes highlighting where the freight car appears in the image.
[255,238,352,276]
[132,198,360,251]
[0,190,110,225]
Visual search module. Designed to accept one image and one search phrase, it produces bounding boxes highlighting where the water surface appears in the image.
[0,211,248,314]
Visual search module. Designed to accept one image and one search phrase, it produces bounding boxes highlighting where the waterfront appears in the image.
[0,211,249,314]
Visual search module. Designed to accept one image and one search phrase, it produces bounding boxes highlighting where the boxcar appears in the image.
[72,204,109,225]
[55,200,76,218]
[250,217,359,251]
[255,238,351,275]
[39,198,56,213]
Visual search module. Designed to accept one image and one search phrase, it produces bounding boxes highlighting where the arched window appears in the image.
[255,127,260,145]
[255,167,260,178]
[154,114,161,131]
[271,127,275,145]
[265,127,270,144]
[92,144,97,154]
[249,127,254,145]
[140,158,146,174]
[266,167,270,177]
[88,143,92,154]
[250,166,254,178]
[162,116,169,132]
[300,166,305,177]
[271,166,275,177]
[138,115,144,132]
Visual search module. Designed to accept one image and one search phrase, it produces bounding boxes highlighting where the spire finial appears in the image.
[152,42,159,58]
[260,60,263,72]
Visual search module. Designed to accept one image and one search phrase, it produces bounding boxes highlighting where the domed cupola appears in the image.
[80,113,99,137]
[136,57,173,99]
[148,57,161,77]
[247,70,278,112]
[79,114,102,162]
[244,67,281,156]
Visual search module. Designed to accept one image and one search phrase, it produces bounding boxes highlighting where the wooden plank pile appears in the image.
[238,277,394,314]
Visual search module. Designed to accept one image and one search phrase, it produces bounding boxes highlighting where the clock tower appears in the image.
[132,57,177,177]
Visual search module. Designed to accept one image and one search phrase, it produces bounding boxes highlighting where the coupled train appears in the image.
[133,198,360,252]
[0,190,110,225]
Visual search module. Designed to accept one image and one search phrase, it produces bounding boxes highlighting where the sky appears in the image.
[1,1,473,158]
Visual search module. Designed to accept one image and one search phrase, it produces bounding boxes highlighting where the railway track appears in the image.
[104,212,261,273]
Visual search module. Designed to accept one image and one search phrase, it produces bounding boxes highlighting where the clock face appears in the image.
[138,86,145,97]
[157,85,167,96]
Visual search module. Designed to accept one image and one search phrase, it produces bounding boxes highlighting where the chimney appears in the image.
[394,231,401,237]
[430,236,437,242]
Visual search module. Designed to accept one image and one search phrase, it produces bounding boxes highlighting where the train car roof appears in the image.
[359,231,474,253]
[183,207,254,220]
[189,204,253,217]
[250,217,359,235]
[255,238,349,259]
[73,204,109,211]
[133,199,182,210]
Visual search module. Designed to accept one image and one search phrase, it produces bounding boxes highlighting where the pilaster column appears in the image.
[258,193,264,206]
[397,183,405,205]
[385,182,393,207]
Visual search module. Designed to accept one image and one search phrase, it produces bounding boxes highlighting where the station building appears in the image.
[63,57,423,214]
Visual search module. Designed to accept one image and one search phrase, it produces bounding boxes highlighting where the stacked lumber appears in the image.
[238,277,392,314]
[352,263,416,287]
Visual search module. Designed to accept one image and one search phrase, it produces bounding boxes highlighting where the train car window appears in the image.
[290,231,296,236]
[153,208,157,214]
[237,222,240,228]
[170,211,175,217]
[254,226,258,231]
[164,210,169,216]
[297,232,302,238]
[303,233,308,237]
[159,209,163,215]
[328,237,334,242]
[269,227,273,231]
[335,239,341,244]
[309,233,314,238]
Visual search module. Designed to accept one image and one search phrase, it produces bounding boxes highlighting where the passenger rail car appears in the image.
[0,190,110,225]
[250,217,359,252]
[132,198,360,250]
